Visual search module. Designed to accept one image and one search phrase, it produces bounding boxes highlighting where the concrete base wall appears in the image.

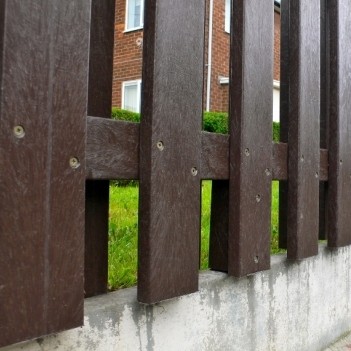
[2,244,351,351]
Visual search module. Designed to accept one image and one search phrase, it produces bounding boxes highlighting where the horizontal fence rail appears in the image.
[3,0,351,347]
[85,117,329,182]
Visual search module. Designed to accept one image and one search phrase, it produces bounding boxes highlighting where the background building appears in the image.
[112,0,281,121]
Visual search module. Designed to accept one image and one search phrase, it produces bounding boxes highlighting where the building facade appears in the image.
[112,0,281,120]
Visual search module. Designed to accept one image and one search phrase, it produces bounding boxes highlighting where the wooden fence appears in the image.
[0,0,349,348]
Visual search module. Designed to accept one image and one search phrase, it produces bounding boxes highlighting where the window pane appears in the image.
[124,84,139,112]
[127,0,141,29]
[225,0,230,32]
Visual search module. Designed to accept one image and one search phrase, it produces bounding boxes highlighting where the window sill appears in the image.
[124,26,144,33]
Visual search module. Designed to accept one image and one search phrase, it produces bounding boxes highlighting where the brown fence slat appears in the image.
[209,180,229,272]
[0,1,90,347]
[286,0,320,259]
[228,0,273,277]
[85,0,115,297]
[328,0,351,247]
[138,0,205,303]
[278,0,290,249]
[319,0,328,241]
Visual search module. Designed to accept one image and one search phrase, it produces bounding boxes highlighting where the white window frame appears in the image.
[125,0,144,32]
[122,80,142,113]
[225,0,230,33]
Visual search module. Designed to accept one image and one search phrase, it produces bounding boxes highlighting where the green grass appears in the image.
[108,180,283,290]
[271,181,283,254]
[108,184,139,290]
[200,181,212,270]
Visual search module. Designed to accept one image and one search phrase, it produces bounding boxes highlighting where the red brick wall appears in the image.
[112,1,143,107]
[206,0,230,112]
[112,1,281,112]
[208,5,281,112]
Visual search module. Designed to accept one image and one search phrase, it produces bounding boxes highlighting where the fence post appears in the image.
[278,0,290,249]
[319,0,328,241]
[209,180,229,272]
[138,0,205,303]
[85,0,116,297]
[0,1,91,346]
[286,0,321,259]
[228,0,273,276]
[327,0,351,247]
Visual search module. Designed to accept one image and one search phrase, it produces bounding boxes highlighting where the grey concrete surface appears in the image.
[324,332,351,351]
[1,243,351,351]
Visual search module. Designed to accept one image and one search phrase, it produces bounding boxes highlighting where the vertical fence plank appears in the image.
[328,0,351,247]
[0,1,91,347]
[278,0,290,249]
[319,0,328,241]
[138,0,205,303]
[85,0,115,297]
[286,0,320,259]
[228,0,273,277]
[209,180,229,272]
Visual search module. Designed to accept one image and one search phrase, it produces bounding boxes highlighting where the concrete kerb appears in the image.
[1,243,351,351]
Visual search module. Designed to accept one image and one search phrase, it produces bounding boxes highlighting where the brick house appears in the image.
[112,0,281,121]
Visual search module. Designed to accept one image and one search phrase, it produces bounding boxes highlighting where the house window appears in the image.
[126,0,144,31]
[225,0,230,33]
[122,80,142,113]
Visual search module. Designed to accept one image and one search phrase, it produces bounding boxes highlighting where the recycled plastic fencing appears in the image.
[0,0,349,348]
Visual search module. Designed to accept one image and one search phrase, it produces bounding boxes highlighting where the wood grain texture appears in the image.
[85,0,115,297]
[327,0,351,247]
[205,134,230,273]
[287,0,320,259]
[0,1,90,347]
[85,122,329,182]
[209,180,229,272]
[228,0,273,277]
[138,0,205,303]
[201,132,229,180]
[319,0,328,241]
[0,0,4,89]
[272,142,288,181]
[279,0,290,249]
[86,117,139,180]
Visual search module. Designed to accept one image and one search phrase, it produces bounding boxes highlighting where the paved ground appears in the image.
[324,332,351,350]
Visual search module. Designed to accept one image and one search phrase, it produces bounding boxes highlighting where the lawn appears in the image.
[108,180,282,290]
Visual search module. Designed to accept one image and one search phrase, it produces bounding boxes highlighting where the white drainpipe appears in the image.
[206,0,214,112]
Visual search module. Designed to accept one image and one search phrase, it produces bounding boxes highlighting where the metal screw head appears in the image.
[265,168,271,176]
[69,157,80,169]
[244,148,250,156]
[256,194,261,203]
[191,167,198,176]
[13,125,25,138]
[156,141,164,151]
[254,256,259,264]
